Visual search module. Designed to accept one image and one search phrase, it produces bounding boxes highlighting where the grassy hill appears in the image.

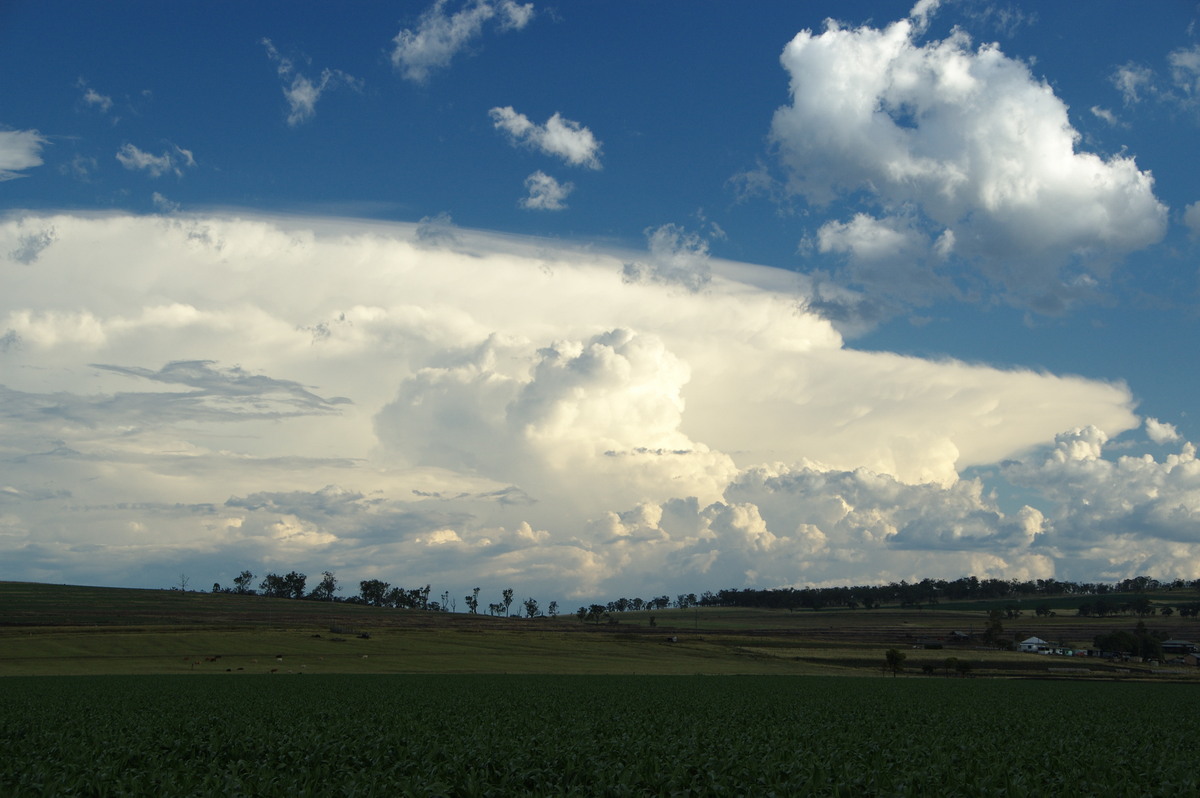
[3,581,1198,679]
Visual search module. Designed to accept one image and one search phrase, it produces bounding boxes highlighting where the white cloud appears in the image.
[770,14,1167,314]
[262,38,360,127]
[1112,63,1156,105]
[1146,417,1181,445]
[0,212,1163,599]
[392,0,535,83]
[1089,105,1119,126]
[489,106,602,169]
[1004,428,1200,580]
[83,87,113,113]
[622,224,712,293]
[116,143,195,178]
[1185,201,1200,237]
[520,171,572,210]
[0,129,47,180]
[1168,45,1200,100]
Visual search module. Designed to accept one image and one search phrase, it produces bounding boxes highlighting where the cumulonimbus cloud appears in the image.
[2,211,1182,600]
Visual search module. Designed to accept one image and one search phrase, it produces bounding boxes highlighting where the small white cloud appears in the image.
[1184,202,1200,237]
[1112,63,1157,105]
[262,38,360,127]
[1089,105,1119,126]
[116,143,195,178]
[1168,44,1200,100]
[392,0,535,83]
[520,171,572,210]
[1145,417,1181,445]
[152,193,180,214]
[0,129,47,181]
[83,88,113,113]
[489,106,602,169]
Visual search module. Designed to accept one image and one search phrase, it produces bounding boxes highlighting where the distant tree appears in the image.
[282,571,307,600]
[359,579,390,607]
[1161,606,1174,617]
[212,582,222,594]
[585,604,609,625]
[179,573,190,592]
[954,659,972,677]
[984,609,1004,644]
[308,571,339,601]
[232,570,256,595]
[884,648,906,677]
[502,588,514,616]
[488,602,504,617]
[547,601,558,617]
[576,606,587,622]
[523,597,539,618]
[466,587,480,614]
[943,657,958,676]
[260,573,288,598]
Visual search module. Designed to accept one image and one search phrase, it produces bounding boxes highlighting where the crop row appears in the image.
[2,674,1198,796]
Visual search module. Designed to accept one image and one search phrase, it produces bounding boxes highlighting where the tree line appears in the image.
[208,569,1200,622]
[210,570,559,618]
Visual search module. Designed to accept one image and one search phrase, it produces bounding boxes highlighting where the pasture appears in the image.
[3,581,1200,680]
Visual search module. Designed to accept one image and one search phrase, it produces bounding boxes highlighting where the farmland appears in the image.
[4,581,1200,795]
[3,581,1200,680]
[4,673,1199,796]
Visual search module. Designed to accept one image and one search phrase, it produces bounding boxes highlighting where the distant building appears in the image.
[1019,636,1051,653]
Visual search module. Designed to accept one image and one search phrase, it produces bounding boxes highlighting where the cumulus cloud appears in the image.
[392,0,534,83]
[1004,428,1200,580]
[116,143,195,178]
[0,211,1168,599]
[262,38,360,126]
[1145,417,1181,445]
[489,106,602,169]
[1168,45,1200,101]
[0,129,47,180]
[770,9,1167,316]
[520,171,572,210]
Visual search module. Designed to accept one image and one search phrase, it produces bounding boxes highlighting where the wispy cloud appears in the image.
[116,143,195,178]
[391,0,535,83]
[489,106,601,169]
[262,38,360,127]
[0,129,47,181]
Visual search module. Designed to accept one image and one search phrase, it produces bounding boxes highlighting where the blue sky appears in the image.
[2,1,1199,604]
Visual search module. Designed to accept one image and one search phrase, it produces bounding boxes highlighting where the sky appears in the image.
[2,0,1199,606]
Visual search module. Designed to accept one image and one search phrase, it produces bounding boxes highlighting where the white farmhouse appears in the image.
[1019,636,1051,653]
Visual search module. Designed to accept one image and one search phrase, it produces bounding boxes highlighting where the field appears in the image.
[5,581,1200,795]
[3,581,1200,680]
[4,673,1199,796]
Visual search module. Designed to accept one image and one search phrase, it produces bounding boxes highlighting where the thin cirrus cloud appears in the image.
[489,106,602,169]
[391,0,535,83]
[0,129,47,181]
[4,211,1185,599]
[766,5,1168,318]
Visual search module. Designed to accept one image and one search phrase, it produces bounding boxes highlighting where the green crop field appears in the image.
[3,674,1197,796]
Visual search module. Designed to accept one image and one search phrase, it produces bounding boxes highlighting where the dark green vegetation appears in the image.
[4,674,1199,796]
